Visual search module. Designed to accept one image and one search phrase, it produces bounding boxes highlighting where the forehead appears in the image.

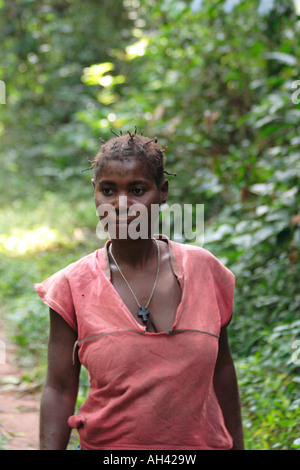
[97,158,154,182]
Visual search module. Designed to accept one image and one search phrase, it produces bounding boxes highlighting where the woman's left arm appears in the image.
[213,326,245,450]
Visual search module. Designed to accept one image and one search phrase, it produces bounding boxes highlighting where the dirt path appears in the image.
[0,332,40,450]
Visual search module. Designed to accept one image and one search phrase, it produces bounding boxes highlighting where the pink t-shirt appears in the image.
[34,235,235,450]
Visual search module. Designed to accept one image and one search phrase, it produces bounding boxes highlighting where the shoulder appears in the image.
[36,247,106,292]
[58,248,104,280]
[173,240,225,266]
[170,241,235,328]
[172,240,235,282]
[34,248,106,332]
[65,249,101,270]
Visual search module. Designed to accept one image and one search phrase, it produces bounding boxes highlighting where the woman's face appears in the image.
[92,158,168,239]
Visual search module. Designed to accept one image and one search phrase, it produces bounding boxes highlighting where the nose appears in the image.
[114,195,128,216]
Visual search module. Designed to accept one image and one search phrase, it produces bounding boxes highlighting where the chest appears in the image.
[81,330,218,390]
[110,255,182,333]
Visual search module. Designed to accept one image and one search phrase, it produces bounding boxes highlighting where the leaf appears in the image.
[125,38,149,60]
[81,63,115,85]
[266,52,298,66]
[292,438,300,448]
[250,183,275,196]
[252,226,275,245]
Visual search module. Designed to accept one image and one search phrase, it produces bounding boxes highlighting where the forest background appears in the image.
[0,0,299,450]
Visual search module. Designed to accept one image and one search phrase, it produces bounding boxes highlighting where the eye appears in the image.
[101,187,114,196]
[132,187,145,195]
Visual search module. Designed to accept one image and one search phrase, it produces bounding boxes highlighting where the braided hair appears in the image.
[83,127,177,187]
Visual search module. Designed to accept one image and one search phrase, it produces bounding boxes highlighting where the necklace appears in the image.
[109,238,160,324]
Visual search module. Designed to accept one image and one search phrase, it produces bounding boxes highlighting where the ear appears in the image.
[160,179,169,205]
[91,178,95,188]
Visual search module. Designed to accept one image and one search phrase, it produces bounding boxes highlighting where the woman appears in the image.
[35,129,244,450]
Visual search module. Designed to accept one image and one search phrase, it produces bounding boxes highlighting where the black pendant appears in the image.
[137,305,150,323]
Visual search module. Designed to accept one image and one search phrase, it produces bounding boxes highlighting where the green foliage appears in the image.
[0,0,130,199]
[0,0,299,450]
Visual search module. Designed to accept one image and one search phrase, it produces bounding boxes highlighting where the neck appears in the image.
[109,237,157,269]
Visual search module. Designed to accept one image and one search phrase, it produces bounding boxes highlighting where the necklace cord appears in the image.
[109,238,160,309]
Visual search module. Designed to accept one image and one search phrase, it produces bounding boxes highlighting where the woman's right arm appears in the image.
[40,308,81,450]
